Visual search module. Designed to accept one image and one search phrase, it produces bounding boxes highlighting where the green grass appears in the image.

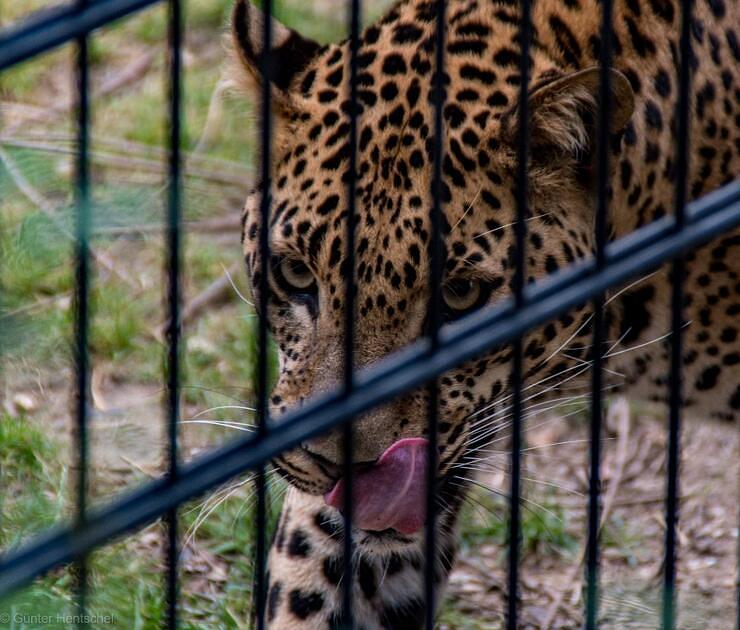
[0,414,66,549]
[458,488,577,558]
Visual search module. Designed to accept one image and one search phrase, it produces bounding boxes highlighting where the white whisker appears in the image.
[194,404,257,417]
[451,186,482,232]
[604,320,691,358]
[180,419,256,432]
[222,263,254,307]
[473,212,554,238]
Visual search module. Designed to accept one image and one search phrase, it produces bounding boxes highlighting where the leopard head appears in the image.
[231,0,634,535]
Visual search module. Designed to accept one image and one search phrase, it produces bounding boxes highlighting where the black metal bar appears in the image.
[662,0,692,625]
[164,0,182,627]
[0,0,165,71]
[424,1,446,626]
[1,182,738,600]
[72,0,90,621]
[341,0,361,625]
[507,0,531,626]
[255,1,273,627]
[586,0,615,624]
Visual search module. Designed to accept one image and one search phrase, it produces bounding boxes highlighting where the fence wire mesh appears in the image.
[0,0,738,628]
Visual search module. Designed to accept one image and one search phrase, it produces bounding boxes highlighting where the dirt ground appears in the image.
[444,401,738,629]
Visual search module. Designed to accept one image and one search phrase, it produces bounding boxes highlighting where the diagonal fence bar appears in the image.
[2,180,736,601]
[0,0,169,71]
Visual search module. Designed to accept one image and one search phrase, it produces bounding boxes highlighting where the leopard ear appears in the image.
[230,0,322,112]
[503,67,634,178]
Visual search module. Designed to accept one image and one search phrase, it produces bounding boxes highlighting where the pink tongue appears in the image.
[324,437,428,534]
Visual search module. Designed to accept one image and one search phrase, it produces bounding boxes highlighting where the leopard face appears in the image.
[232,0,738,539]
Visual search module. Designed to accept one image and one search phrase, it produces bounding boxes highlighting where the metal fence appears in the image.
[0,0,738,628]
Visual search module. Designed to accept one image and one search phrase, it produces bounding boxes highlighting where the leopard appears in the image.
[227,0,739,626]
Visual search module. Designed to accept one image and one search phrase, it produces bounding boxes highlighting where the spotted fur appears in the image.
[230,0,739,625]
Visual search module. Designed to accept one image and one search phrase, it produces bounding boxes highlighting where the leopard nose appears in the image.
[301,441,378,473]
[301,445,341,477]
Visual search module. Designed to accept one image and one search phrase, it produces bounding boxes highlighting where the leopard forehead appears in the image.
[240,4,589,314]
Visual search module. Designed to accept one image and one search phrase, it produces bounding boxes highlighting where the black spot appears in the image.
[317,194,340,216]
[380,597,425,628]
[619,286,655,343]
[300,70,316,95]
[322,556,343,585]
[625,17,656,57]
[456,88,479,102]
[623,67,642,94]
[289,590,324,619]
[267,581,282,621]
[493,47,520,67]
[383,54,407,75]
[393,22,424,44]
[548,15,582,67]
[648,0,674,23]
[720,327,737,343]
[409,149,425,169]
[620,160,632,189]
[456,21,491,38]
[318,89,338,103]
[448,39,487,55]
[287,528,311,557]
[314,509,343,539]
[444,103,467,128]
[695,365,720,391]
[359,559,377,599]
[645,100,663,130]
[357,50,377,68]
[460,63,496,84]
[326,67,343,87]
[726,29,739,62]
[381,81,399,100]
[486,91,508,107]
[707,0,726,18]
[654,69,671,97]
[365,25,380,44]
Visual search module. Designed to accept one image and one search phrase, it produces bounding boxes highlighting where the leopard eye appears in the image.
[443,278,482,312]
[278,257,316,292]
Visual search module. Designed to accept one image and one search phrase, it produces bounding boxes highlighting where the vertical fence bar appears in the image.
[73,1,91,622]
[341,0,361,625]
[164,0,182,627]
[255,1,273,627]
[424,0,446,626]
[585,0,614,625]
[507,0,531,627]
[663,0,692,626]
